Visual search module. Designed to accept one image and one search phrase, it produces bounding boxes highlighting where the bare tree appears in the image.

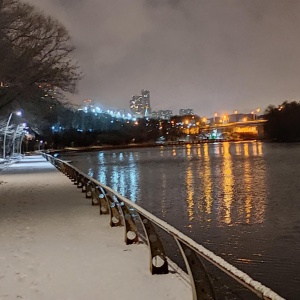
[0,0,81,111]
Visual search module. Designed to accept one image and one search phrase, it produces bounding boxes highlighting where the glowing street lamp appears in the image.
[3,111,22,158]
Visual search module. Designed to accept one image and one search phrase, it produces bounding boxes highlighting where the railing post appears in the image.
[85,181,93,199]
[106,194,122,227]
[72,170,78,185]
[91,184,99,206]
[175,238,216,300]
[98,187,109,215]
[119,201,139,245]
[76,174,84,189]
[81,178,88,193]
[138,214,168,275]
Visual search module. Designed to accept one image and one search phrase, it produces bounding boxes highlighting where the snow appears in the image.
[0,155,191,300]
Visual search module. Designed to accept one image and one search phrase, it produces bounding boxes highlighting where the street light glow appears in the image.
[2,111,22,158]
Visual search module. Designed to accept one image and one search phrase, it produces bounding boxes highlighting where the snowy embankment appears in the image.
[0,155,191,300]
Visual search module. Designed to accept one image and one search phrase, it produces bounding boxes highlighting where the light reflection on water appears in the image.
[79,142,268,227]
[63,141,300,299]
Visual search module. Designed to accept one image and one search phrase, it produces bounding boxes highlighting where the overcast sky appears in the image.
[25,0,300,117]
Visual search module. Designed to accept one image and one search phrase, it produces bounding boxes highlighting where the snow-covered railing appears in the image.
[42,153,284,300]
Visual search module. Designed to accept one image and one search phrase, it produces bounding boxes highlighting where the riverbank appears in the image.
[46,138,260,155]
[0,155,191,299]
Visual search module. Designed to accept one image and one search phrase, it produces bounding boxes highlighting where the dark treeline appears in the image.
[264,101,300,142]
[9,97,300,151]
[49,115,164,149]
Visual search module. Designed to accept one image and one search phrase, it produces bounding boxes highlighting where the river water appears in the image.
[61,141,300,299]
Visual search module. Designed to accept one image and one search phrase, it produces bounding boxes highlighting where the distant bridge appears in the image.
[201,119,267,139]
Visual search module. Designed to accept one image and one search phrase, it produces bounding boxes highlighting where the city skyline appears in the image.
[79,94,260,121]
[24,0,300,116]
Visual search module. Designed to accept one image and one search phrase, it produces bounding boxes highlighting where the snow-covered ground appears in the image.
[0,155,191,300]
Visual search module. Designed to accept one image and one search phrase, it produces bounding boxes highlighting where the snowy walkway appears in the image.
[0,155,191,300]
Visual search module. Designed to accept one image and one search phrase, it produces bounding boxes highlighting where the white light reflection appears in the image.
[128,152,138,202]
[97,152,107,185]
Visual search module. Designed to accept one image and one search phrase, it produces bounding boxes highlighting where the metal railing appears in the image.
[42,153,284,300]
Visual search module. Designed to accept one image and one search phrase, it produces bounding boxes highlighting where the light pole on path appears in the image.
[3,111,22,158]
[12,123,27,156]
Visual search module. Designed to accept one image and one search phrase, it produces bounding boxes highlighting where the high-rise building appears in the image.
[130,95,144,118]
[141,89,151,117]
[179,109,194,116]
[130,89,152,118]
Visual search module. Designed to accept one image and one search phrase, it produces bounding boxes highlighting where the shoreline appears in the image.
[47,138,263,155]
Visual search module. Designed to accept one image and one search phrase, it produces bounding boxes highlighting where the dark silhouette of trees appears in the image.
[264,101,300,142]
[0,0,81,112]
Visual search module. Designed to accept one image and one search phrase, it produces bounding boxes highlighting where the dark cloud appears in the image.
[24,0,300,116]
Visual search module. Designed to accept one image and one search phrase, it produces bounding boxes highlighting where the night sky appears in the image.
[25,0,300,116]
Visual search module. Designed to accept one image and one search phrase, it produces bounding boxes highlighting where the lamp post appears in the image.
[12,123,26,156]
[2,111,22,158]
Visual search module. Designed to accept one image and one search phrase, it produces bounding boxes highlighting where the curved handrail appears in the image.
[42,153,284,300]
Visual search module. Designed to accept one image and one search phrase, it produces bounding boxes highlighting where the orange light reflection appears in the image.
[221,142,233,224]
